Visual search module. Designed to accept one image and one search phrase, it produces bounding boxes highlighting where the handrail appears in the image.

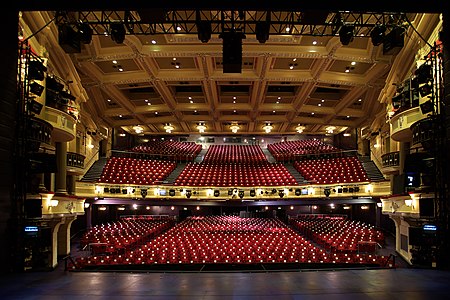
[83,149,100,172]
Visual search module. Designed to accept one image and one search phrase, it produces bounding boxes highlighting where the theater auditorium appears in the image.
[1,1,450,298]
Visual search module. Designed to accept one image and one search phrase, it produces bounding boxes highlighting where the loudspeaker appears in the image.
[419,198,435,218]
[220,31,246,73]
[25,199,42,219]
[28,60,47,81]
[420,100,434,114]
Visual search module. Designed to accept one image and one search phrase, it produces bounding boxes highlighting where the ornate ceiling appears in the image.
[21,10,441,137]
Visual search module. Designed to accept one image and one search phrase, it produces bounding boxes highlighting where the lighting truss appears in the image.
[55,10,407,38]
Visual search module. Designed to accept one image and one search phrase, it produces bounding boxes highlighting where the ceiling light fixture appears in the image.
[164,123,174,133]
[263,122,273,133]
[230,123,240,133]
[326,126,336,133]
[197,122,206,133]
[296,125,306,133]
[133,125,144,134]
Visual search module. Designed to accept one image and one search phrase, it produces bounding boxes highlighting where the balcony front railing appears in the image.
[381,151,400,168]
[67,152,85,169]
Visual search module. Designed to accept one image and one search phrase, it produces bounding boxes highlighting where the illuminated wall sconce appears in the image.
[196,206,200,211]
[49,199,59,208]
[84,202,90,209]
[98,206,107,211]
[132,203,138,210]
[377,202,382,208]
[117,206,125,211]
[214,190,220,197]
[404,199,413,207]
[361,205,370,210]
[325,126,336,134]
[170,206,175,210]
[343,205,351,210]
[146,206,151,210]
[290,205,294,210]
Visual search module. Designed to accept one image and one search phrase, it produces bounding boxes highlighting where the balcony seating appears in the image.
[293,156,369,184]
[268,139,339,161]
[203,145,268,164]
[130,141,201,161]
[98,157,177,185]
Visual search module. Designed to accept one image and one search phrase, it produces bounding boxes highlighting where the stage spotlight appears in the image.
[278,190,284,198]
[196,20,212,43]
[29,82,44,96]
[255,21,270,43]
[238,190,245,199]
[28,60,47,81]
[420,100,434,114]
[419,83,433,97]
[58,23,81,53]
[295,189,301,196]
[122,188,127,194]
[27,99,43,115]
[370,25,386,46]
[214,190,220,197]
[324,188,331,197]
[415,63,432,84]
[339,25,354,45]
[169,189,176,196]
[250,189,256,197]
[110,23,126,44]
[228,189,233,196]
[271,189,277,194]
[104,187,109,193]
[383,26,405,55]
[78,22,93,44]
[140,188,147,198]
[185,190,192,198]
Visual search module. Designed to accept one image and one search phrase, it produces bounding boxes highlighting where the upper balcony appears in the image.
[26,116,53,152]
[390,107,426,142]
[41,106,76,142]
[67,152,85,175]
[381,151,400,175]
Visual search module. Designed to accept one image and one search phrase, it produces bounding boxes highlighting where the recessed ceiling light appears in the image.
[312,40,317,45]
[289,65,294,70]
[285,27,290,32]
[118,68,123,72]
[188,96,192,99]
[351,61,356,66]
[173,57,177,61]
[144,99,148,102]
[276,101,279,104]
[318,103,321,106]
[176,26,181,31]
[358,98,362,102]
[112,60,118,64]
[155,111,158,114]
[292,58,297,62]
[311,112,315,115]
[190,100,194,104]
[151,40,157,44]
[107,99,111,102]
[321,99,325,102]
[147,103,151,106]
[233,96,237,99]
[233,100,236,104]
[345,69,350,73]
[233,110,236,113]
[119,114,122,118]
[277,96,281,100]
[347,115,350,118]
[272,110,276,113]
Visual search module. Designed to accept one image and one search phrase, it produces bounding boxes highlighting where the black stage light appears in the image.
[339,25,354,45]
[419,83,433,97]
[115,188,121,193]
[383,26,405,55]
[278,190,284,198]
[250,189,256,197]
[28,99,43,115]
[343,187,348,193]
[185,190,192,198]
[228,189,233,196]
[104,187,109,193]
[420,100,434,114]
[337,187,342,193]
[78,23,93,44]
[295,189,301,196]
[28,60,47,81]
[370,25,386,46]
[415,63,432,84]
[354,187,360,192]
[58,23,81,53]
[29,82,44,96]
[169,189,176,196]
[122,189,127,194]
[140,188,147,198]
[255,21,270,43]
[196,20,212,43]
[214,190,220,197]
[46,76,64,91]
[324,188,331,198]
[238,190,245,199]
[110,23,126,44]
[348,187,354,193]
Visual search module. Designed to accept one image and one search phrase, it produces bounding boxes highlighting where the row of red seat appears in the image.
[290,215,384,253]
[173,162,297,186]
[268,139,339,160]
[203,145,267,163]
[71,216,388,268]
[98,157,177,185]
[130,141,202,158]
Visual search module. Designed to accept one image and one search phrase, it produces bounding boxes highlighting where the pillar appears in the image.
[51,219,64,269]
[55,142,67,194]
[57,217,76,257]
